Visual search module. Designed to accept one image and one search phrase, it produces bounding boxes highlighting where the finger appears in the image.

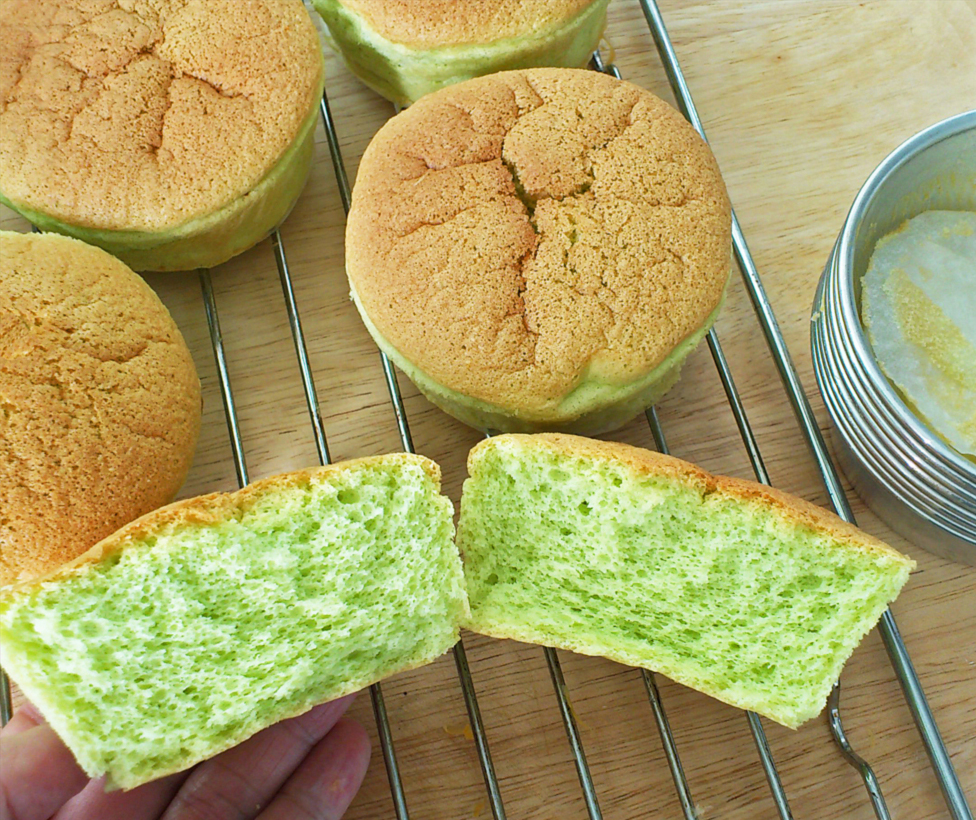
[54,771,190,820]
[161,694,357,820]
[0,725,88,820]
[1,701,45,737]
[257,718,370,820]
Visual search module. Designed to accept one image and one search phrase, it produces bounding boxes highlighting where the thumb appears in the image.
[1,724,89,820]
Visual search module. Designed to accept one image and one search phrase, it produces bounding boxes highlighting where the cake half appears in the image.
[457,434,914,728]
[0,455,467,789]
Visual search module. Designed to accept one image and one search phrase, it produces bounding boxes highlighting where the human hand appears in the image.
[0,695,370,820]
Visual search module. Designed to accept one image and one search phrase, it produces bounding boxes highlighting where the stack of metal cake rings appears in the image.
[811,110,976,565]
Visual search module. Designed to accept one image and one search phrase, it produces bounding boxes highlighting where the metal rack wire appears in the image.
[1,2,970,818]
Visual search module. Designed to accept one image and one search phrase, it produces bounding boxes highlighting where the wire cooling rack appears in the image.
[1,2,971,818]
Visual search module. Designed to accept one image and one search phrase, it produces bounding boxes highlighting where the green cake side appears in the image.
[0,454,467,789]
[0,91,322,273]
[349,279,726,435]
[456,434,914,728]
[311,0,609,106]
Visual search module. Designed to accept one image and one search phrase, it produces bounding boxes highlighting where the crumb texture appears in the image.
[347,69,731,415]
[456,434,913,727]
[0,231,201,585]
[0,456,467,789]
[336,0,598,47]
[0,0,323,231]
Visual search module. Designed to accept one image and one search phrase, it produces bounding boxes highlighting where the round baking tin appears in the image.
[811,110,976,565]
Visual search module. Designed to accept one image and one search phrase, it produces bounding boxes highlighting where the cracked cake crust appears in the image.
[0,231,202,585]
[0,0,323,232]
[346,69,732,422]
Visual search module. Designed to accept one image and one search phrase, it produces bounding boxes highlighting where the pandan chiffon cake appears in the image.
[311,0,610,106]
[0,455,467,790]
[0,0,325,272]
[346,69,732,435]
[457,434,914,728]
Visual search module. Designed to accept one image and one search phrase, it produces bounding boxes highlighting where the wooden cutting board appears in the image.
[3,1,974,818]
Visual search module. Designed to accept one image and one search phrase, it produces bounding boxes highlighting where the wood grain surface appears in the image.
[3,1,974,818]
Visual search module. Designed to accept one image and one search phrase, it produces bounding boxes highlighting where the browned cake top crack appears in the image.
[0,0,323,232]
[346,69,732,414]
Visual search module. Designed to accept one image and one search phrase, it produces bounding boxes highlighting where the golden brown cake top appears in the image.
[346,69,732,415]
[0,231,202,586]
[0,0,323,232]
[336,0,599,48]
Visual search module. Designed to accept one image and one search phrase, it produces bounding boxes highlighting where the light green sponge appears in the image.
[0,454,467,789]
[457,434,914,728]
